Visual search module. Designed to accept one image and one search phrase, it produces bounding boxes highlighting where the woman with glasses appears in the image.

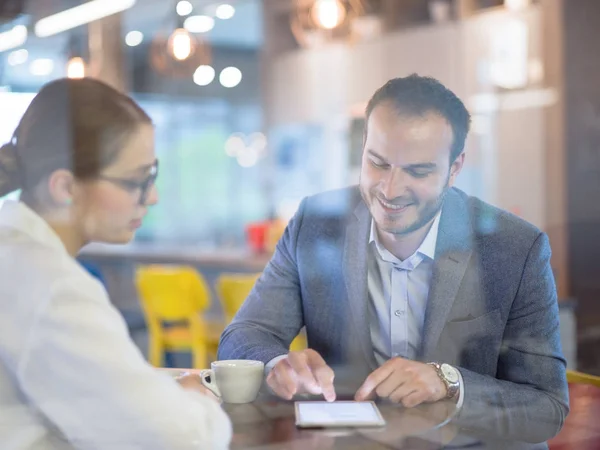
[0,78,231,449]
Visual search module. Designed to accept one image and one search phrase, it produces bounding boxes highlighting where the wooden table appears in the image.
[220,383,600,449]
[159,368,458,448]
[224,394,459,449]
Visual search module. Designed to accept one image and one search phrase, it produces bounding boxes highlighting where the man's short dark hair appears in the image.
[365,74,471,162]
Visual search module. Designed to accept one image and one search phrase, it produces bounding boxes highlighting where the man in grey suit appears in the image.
[219,75,569,444]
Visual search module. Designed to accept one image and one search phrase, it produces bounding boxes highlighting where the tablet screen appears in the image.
[295,401,386,428]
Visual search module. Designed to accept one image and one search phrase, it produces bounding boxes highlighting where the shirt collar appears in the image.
[369,211,441,263]
[0,200,68,255]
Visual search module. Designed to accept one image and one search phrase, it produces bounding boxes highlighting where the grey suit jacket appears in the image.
[219,187,569,444]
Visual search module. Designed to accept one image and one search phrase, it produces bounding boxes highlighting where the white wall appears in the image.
[266,22,464,127]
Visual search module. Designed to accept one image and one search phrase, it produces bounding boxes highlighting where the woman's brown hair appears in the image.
[0,77,152,199]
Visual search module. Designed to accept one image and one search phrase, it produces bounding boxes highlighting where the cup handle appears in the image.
[199,369,221,398]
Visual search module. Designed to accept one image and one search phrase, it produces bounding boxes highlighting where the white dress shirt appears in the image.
[368,215,439,364]
[0,201,232,450]
[368,213,464,406]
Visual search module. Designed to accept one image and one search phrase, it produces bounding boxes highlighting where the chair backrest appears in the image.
[136,265,211,324]
[216,273,260,323]
[567,369,600,387]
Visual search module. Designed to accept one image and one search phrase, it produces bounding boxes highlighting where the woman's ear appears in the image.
[47,169,75,207]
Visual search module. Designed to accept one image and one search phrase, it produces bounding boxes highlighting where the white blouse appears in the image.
[0,201,232,449]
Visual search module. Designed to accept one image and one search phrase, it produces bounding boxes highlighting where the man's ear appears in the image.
[448,153,465,187]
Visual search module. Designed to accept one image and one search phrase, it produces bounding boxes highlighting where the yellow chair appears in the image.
[216,273,260,323]
[290,332,308,352]
[136,265,217,369]
[566,370,600,387]
[216,273,307,351]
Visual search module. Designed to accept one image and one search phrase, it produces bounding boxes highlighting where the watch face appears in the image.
[441,364,459,383]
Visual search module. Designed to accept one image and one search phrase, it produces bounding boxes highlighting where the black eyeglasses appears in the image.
[99,160,159,205]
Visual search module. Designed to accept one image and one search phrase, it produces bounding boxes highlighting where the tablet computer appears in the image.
[295,401,386,428]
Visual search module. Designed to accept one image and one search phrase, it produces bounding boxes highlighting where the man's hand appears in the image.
[355,357,447,407]
[266,349,336,402]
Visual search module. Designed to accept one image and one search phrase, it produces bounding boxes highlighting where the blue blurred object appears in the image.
[78,259,106,287]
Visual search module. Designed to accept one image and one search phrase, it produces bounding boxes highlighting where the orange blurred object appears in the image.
[246,219,288,254]
[265,219,286,253]
[246,222,269,253]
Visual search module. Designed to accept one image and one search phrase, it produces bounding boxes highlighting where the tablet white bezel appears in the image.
[294,401,386,428]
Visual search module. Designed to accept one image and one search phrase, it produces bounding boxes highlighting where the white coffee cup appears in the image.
[200,360,264,404]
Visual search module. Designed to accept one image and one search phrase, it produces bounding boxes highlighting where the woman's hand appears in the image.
[175,373,221,403]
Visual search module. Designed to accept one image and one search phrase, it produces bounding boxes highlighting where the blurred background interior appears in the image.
[0,0,598,381]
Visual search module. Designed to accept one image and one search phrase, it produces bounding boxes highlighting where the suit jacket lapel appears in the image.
[342,199,378,371]
[421,189,474,360]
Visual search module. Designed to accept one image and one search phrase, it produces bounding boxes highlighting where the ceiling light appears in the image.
[176,1,193,16]
[311,0,346,30]
[7,49,28,66]
[35,0,136,38]
[225,134,246,157]
[30,58,54,76]
[237,149,258,168]
[248,132,267,153]
[168,28,194,61]
[67,57,85,79]
[219,66,242,88]
[216,4,235,20]
[0,25,27,53]
[125,30,143,47]
[184,15,215,33]
[193,65,215,86]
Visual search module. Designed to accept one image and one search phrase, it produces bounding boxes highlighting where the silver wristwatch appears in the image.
[428,362,460,400]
